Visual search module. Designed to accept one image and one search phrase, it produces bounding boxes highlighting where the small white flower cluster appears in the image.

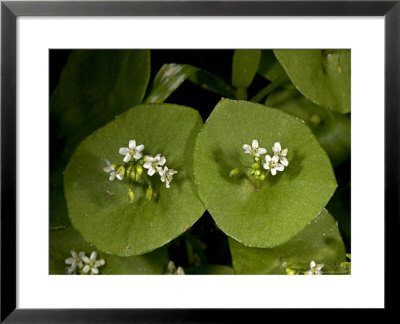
[304,260,324,275]
[165,260,185,275]
[103,139,178,201]
[65,250,105,275]
[285,260,324,275]
[231,140,288,184]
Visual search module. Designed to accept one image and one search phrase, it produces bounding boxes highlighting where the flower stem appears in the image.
[184,232,208,265]
[250,74,289,103]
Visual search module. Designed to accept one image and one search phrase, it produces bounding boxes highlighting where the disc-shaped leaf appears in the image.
[274,49,350,114]
[64,104,205,256]
[265,87,351,167]
[229,209,346,274]
[50,226,169,274]
[194,99,337,248]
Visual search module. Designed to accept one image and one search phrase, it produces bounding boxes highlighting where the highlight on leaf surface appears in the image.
[64,104,205,256]
[194,99,337,248]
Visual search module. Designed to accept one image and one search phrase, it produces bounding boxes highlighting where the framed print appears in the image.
[1,0,399,321]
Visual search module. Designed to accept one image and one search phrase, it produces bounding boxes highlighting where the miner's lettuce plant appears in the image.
[50,49,351,275]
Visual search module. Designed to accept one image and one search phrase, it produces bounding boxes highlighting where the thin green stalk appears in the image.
[184,232,208,265]
[250,74,289,103]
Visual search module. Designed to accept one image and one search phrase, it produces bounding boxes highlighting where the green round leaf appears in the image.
[64,104,205,256]
[265,87,351,167]
[229,209,346,274]
[50,226,169,274]
[274,49,350,114]
[194,99,337,248]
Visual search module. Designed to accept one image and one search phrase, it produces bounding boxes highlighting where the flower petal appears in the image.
[280,157,289,166]
[143,162,152,169]
[129,140,136,149]
[136,144,144,152]
[265,155,272,162]
[272,155,279,163]
[133,152,142,160]
[123,154,131,163]
[271,168,277,176]
[281,148,288,156]
[242,144,251,153]
[65,258,74,265]
[258,148,267,155]
[119,147,129,155]
[90,251,97,262]
[274,142,281,152]
[91,267,99,274]
[263,163,269,170]
[148,168,156,176]
[252,139,259,149]
[82,265,90,273]
[276,163,284,171]
[310,261,316,268]
[159,156,166,166]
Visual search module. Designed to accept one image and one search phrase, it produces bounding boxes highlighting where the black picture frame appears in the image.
[1,0,399,321]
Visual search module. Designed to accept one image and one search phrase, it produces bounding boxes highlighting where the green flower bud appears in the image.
[250,169,255,175]
[229,168,240,177]
[252,163,260,169]
[309,114,322,126]
[130,168,136,181]
[286,268,297,275]
[254,156,261,163]
[126,165,132,178]
[254,170,261,176]
[128,188,134,202]
[258,172,266,181]
[135,164,143,181]
[146,186,153,201]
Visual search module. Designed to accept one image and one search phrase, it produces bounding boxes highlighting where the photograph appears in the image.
[49,49,351,276]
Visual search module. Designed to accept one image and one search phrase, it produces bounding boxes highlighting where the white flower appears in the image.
[263,155,285,175]
[103,159,118,181]
[65,250,85,275]
[304,261,324,275]
[243,139,267,157]
[166,261,185,275]
[159,166,178,189]
[143,154,166,176]
[119,140,144,163]
[81,251,105,275]
[272,142,289,167]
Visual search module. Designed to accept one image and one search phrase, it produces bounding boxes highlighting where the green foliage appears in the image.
[232,50,261,88]
[229,209,346,274]
[194,99,337,248]
[51,50,151,160]
[50,49,350,275]
[144,63,235,103]
[274,49,351,114]
[50,226,169,274]
[265,87,351,167]
[64,104,205,256]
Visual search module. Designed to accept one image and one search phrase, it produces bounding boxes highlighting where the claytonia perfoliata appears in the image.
[119,140,144,163]
[103,159,117,181]
[304,260,324,275]
[65,250,84,274]
[243,139,267,157]
[104,139,178,201]
[81,251,105,275]
[272,142,289,167]
[143,154,166,176]
[263,155,285,176]
[160,166,178,189]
